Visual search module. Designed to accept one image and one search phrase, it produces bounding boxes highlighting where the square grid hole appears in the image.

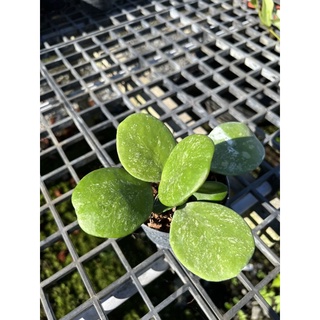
[43,269,90,319]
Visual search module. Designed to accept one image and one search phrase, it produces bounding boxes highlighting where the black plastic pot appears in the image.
[142,174,230,250]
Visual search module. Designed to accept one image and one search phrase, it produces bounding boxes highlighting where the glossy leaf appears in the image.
[170,202,255,281]
[209,122,265,175]
[159,134,214,207]
[116,113,176,182]
[193,181,228,202]
[71,167,153,238]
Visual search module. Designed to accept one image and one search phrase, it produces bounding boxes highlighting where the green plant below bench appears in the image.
[249,0,280,41]
[71,113,265,282]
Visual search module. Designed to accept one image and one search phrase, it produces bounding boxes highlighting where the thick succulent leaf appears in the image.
[170,202,255,281]
[208,122,265,175]
[193,181,228,202]
[116,113,176,182]
[71,167,153,238]
[158,134,214,207]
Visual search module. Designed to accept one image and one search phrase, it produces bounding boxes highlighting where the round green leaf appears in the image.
[71,167,153,238]
[116,113,176,182]
[208,122,265,175]
[170,202,255,281]
[193,181,228,202]
[158,134,214,207]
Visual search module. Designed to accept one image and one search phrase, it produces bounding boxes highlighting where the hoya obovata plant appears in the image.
[72,113,265,281]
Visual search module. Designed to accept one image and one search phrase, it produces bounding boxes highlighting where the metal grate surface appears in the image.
[40,1,280,319]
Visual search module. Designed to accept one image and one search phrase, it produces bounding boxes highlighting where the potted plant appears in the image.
[71,113,265,282]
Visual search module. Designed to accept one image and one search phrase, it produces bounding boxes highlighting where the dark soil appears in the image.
[146,210,174,233]
[145,183,175,233]
[145,173,228,233]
